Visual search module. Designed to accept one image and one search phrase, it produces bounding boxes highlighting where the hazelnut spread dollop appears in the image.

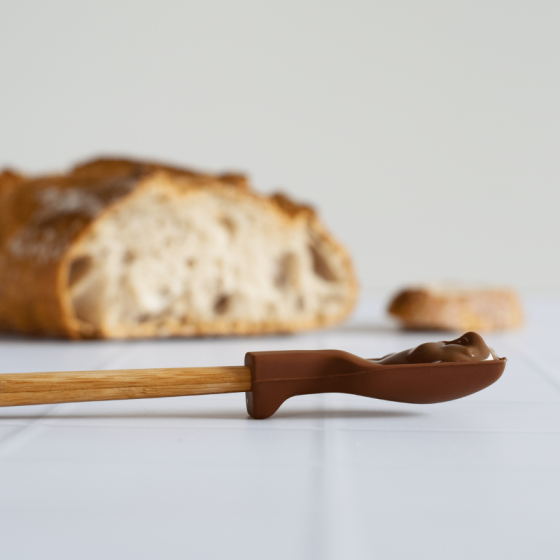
[371,332,498,365]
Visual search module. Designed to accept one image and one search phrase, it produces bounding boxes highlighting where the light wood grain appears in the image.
[0,366,252,407]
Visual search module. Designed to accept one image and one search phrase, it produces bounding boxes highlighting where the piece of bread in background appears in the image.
[0,157,358,339]
[388,283,523,332]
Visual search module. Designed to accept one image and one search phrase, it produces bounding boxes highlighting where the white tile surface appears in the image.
[1,297,559,560]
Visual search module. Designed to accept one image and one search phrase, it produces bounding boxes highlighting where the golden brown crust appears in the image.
[388,286,523,332]
[269,192,316,219]
[0,157,358,339]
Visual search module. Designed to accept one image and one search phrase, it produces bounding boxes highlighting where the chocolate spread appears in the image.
[371,332,498,365]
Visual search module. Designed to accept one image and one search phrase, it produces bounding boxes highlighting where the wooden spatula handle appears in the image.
[0,366,251,407]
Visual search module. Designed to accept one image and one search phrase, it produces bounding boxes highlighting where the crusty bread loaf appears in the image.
[388,284,523,332]
[0,158,358,339]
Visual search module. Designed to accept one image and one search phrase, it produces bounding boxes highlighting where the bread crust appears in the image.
[388,286,523,332]
[0,158,358,338]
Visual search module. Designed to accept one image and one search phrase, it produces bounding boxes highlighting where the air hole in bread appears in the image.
[219,216,236,236]
[186,258,196,268]
[73,285,102,328]
[214,294,231,315]
[68,256,93,288]
[275,252,299,290]
[122,250,136,264]
[309,244,337,282]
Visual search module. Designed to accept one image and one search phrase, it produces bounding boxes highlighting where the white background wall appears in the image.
[1,0,558,292]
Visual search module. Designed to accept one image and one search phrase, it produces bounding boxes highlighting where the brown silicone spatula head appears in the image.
[244,350,506,419]
[357,359,506,404]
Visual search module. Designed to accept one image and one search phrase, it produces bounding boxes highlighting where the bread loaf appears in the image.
[0,158,358,338]
[388,284,523,332]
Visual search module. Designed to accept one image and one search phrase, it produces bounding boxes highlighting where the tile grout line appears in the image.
[0,420,558,435]
[506,343,560,395]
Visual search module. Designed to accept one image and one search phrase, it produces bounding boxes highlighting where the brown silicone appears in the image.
[244,350,506,419]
